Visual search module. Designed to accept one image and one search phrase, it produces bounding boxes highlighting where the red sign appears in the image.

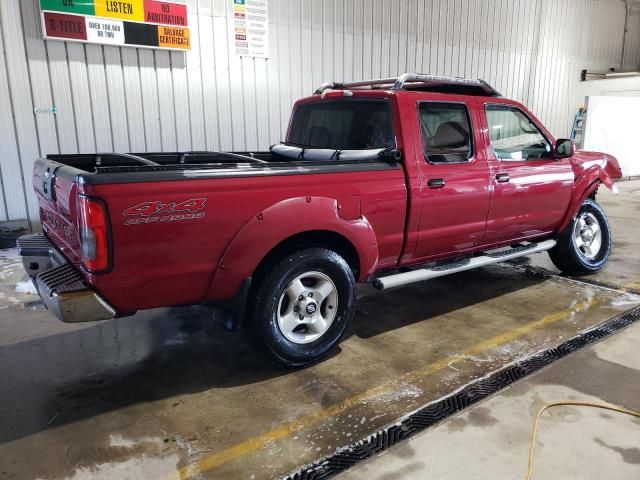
[43,12,87,40]
[143,0,188,27]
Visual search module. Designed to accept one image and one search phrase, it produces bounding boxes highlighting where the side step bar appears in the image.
[372,239,557,290]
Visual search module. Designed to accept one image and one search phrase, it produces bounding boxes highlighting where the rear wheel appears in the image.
[249,248,356,367]
[548,198,612,275]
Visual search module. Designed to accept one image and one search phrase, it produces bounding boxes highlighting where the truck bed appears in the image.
[46,147,398,176]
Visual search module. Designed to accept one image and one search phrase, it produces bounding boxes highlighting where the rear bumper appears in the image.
[17,233,116,323]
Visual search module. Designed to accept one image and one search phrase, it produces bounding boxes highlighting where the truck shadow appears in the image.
[0,265,546,443]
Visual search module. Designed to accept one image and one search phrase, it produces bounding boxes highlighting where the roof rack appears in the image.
[313,73,501,97]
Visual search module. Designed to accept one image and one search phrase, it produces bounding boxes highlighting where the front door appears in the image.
[481,103,574,244]
[407,97,492,261]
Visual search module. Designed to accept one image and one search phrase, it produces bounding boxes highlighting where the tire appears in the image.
[548,198,612,275]
[249,248,357,367]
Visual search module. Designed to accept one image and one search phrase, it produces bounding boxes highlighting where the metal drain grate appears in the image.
[285,306,640,480]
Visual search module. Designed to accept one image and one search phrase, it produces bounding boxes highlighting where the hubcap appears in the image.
[572,212,603,260]
[276,271,339,344]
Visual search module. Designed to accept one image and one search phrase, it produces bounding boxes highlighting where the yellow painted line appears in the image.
[623,281,640,292]
[173,297,602,479]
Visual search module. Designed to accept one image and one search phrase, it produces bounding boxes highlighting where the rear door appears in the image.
[404,95,492,260]
[480,103,574,244]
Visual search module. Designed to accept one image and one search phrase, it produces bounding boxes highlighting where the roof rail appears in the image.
[313,73,501,97]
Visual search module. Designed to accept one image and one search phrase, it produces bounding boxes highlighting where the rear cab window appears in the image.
[418,102,474,164]
[287,99,396,150]
[485,104,552,160]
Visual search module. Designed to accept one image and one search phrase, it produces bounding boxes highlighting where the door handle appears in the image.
[495,173,510,183]
[427,178,445,189]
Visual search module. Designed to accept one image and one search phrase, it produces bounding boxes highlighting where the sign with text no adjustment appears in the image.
[40,0,190,51]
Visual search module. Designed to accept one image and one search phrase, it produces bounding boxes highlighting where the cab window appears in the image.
[288,100,395,150]
[418,102,473,164]
[485,105,552,160]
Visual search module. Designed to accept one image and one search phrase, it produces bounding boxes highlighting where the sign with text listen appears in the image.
[40,0,190,51]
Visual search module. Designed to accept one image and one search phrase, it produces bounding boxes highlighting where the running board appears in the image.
[372,239,557,290]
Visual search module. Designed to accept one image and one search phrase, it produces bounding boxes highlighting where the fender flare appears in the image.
[558,167,611,232]
[207,196,379,299]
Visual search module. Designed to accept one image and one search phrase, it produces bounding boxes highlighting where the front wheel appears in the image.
[249,248,357,367]
[548,198,612,275]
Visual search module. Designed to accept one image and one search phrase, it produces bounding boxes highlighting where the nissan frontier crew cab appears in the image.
[18,73,622,367]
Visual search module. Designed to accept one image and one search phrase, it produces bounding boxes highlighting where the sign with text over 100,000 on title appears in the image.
[40,0,190,51]
[233,0,268,58]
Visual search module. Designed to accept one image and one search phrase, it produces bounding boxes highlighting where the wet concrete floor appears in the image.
[0,181,639,480]
[340,315,640,480]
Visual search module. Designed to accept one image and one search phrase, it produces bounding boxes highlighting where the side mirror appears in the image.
[555,139,575,158]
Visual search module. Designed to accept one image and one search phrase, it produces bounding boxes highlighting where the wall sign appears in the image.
[34,107,57,115]
[233,0,268,58]
[40,0,190,51]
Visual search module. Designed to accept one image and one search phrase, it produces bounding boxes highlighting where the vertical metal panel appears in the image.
[213,11,234,151]
[46,41,79,154]
[154,50,178,151]
[22,0,58,158]
[104,46,131,152]
[171,51,192,151]
[67,44,97,153]
[120,47,147,151]
[254,58,270,148]
[138,48,162,150]
[85,44,114,152]
[199,10,220,150]
[185,9,206,150]
[241,57,258,150]
[0,0,638,225]
[0,6,18,220]
[0,0,38,221]
[266,0,283,142]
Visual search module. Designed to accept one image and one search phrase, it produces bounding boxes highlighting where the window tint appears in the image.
[485,105,552,160]
[419,103,473,164]
[288,100,395,150]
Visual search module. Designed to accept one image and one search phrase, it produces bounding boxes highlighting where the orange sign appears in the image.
[157,26,190,49]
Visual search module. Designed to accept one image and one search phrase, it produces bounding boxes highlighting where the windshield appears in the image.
[288,100,395,150]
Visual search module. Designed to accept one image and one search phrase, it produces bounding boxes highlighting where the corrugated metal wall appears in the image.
[0,0,638,225]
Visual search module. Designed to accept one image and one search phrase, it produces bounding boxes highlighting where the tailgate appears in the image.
[33,158,82,264]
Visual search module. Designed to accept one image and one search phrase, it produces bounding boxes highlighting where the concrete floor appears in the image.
[0,180,639,480]
[339,319,640,480]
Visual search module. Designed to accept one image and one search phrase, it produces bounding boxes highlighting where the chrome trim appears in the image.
[35,282,116,323]
[18,233,117,323]
[373,240,557,290]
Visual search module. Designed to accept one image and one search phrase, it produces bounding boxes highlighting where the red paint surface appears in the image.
[143,0,188,27]
[43,12,87,40]
[32,88,622,314]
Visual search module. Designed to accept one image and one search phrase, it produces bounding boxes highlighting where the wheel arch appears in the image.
[250,230,361,288]
[206,196,379,301]
[558,175,602,232]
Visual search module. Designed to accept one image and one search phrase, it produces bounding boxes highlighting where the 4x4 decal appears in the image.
[123,198,206,225]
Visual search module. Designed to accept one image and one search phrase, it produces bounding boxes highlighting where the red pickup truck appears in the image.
[18,74,622,366]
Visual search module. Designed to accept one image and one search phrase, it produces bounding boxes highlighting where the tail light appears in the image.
[78,195,111,272]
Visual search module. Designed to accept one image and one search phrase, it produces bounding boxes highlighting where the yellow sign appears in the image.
[94,0,144,22]
[158,26,190,50]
